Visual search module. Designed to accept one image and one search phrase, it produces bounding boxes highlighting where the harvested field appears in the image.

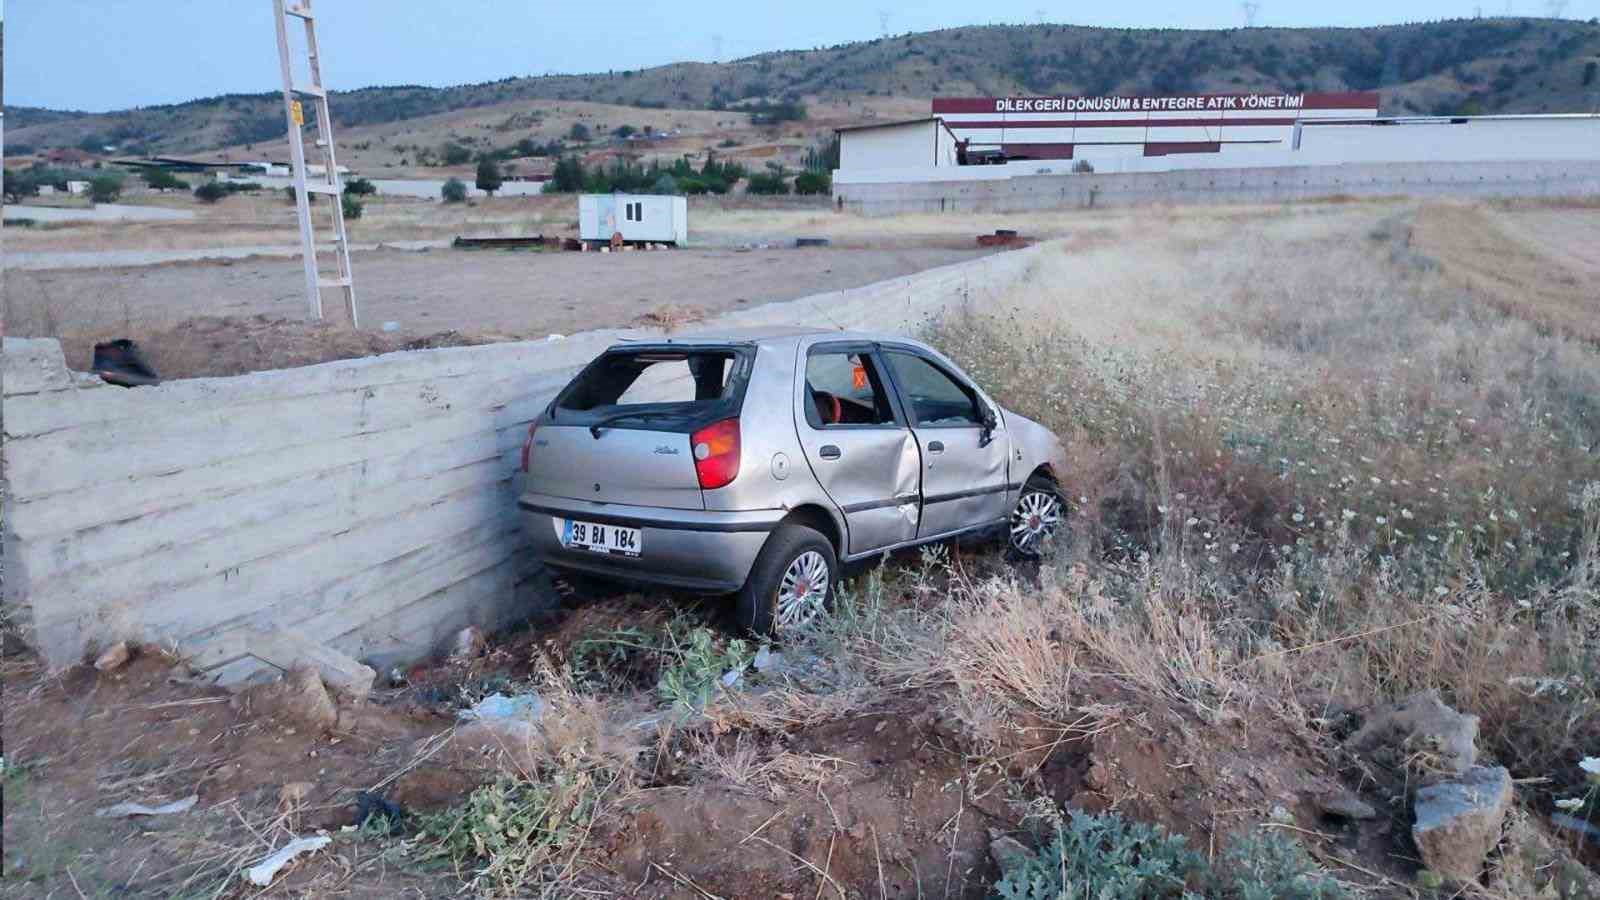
[7,245,996,378]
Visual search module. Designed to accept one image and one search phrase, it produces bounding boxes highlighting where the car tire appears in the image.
[1009,474,1064,559]
[736,524,837,636]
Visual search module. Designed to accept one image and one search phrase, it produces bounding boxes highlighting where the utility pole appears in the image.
[711,33,723,61]
[1242,2,1262,27]
[272,0,358,326]
[877,9,891,38]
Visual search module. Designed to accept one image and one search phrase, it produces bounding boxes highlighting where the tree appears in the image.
[441,177,469,203]
[546,156,586,193]
[475,157,503,196]
[612,124,637,140]
[793,171,831,195]
[193,180,229,203]
[87,174,124,203]
[745,169,789,195]
[568,122,591,142]
[4,170,41,204]
[343,177,377,196]
[440,142,472,166]
[341,191,364,220]
[142,169,190,191]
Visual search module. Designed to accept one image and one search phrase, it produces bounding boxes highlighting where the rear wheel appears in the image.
[736,524,837,636]
[1009,474,1064,557]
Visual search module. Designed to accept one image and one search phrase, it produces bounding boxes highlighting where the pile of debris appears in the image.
[1343,690,1599,894]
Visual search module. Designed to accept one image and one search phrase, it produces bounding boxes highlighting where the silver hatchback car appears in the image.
[518,327,1066,633]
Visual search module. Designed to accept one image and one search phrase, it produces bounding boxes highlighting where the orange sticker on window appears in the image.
[851,364,867,390]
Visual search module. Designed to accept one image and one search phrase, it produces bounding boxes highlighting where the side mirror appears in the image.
[978,407,998,447]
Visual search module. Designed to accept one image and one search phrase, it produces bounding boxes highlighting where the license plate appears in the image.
[554,518,642,557]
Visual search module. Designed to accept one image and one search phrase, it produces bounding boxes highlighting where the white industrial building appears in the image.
[833,92,1600,188]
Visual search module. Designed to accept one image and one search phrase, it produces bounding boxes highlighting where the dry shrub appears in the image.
[634,303,707,333]
[923,211,1600,803]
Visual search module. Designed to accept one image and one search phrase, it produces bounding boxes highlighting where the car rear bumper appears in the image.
[518,492,783,593]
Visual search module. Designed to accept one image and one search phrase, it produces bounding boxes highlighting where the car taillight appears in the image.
[519,422,539,473]
[691,418,740,490]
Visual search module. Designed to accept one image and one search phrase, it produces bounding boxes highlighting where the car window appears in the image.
[804,351,895,427]
[883,351,982,427]
[559,350,736,410]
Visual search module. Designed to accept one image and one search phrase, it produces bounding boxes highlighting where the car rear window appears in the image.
[555,348,746,418]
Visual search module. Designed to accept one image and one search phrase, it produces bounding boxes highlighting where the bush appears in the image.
[343,177,377,196]
[568,122,592,142]
[793,171,831,195]
[141,169,190,191]
[440,142,473,166]
[441,177,469,203]
[475,157,503,196]
[87,174,124,203]
[341,191,364,220]
[1214,831,1346,899]
[1072,158,1095,174]
[745,170,789,195]
[4,170,41,203]
[193,181,229,203]
[651,174,679,195]
[993,808,1202,900]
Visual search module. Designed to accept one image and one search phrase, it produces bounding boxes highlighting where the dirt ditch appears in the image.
[5,551,1597,898]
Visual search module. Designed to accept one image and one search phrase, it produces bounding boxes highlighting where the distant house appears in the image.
[46,147,95,165]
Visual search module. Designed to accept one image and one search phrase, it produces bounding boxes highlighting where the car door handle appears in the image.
[927,440,945,454]
[819,444,841,460]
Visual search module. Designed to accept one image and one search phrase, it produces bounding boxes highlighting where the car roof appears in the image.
[614,326,916,348]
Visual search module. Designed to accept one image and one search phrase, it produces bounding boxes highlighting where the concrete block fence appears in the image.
[0,243,1047,684]
[836,160,1600,216]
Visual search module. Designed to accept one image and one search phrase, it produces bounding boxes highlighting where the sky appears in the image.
[5,0,1600,111]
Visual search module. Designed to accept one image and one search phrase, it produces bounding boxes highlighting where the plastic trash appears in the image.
[246,835,332,886]
[96,794,198,818]
[457,692,544,722]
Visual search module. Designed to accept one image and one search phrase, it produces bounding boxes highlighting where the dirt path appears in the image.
[7,245,995,342]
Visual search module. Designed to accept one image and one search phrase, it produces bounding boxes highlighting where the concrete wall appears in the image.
[836,159,1600,216]
[837,114,1600,181]
[0,244,1047,683]
[840,121,942,171]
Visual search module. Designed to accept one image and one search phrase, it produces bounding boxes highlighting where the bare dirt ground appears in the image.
[8,245,996,376]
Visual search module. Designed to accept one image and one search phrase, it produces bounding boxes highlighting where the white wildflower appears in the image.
[1555,798,1584,811]
[1292,512,1305,523]
[1401,508,1414,520]
[1376,516,1388,525]
[1341,509,1356,520]
[1581,757,1600,776]
[1434,586,1449,597]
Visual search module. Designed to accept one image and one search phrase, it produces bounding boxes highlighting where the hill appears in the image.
[6,17,1600,157]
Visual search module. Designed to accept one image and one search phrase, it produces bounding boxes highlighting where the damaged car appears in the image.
[518,327,1066,633]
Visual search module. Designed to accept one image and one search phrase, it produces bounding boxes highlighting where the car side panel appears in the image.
[701,340,847,541]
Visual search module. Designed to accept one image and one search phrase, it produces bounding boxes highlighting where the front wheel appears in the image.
[1009,475,1064,557]
[736,524,837,636]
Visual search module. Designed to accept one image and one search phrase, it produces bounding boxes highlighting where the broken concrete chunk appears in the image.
[94,641,132,672]
[1413,765,1513,883]
[245,835,332,886]
[96,794,198,818]
[1348,690,1478,781]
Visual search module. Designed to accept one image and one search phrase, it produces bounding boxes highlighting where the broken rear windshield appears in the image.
[555,348,749,417]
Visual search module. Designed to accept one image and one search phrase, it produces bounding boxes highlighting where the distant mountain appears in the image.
[8,17,1600,155]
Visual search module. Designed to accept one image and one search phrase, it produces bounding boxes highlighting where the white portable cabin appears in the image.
[579,193,688,246]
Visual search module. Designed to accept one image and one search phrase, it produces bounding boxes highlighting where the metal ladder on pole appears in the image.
[272,0,358,326]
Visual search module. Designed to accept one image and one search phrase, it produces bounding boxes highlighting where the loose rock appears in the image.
[987,829,1032,872]
[94,641,132,672]
[1348,690,1478,781]
[1316,790,1378,821]
[1412,764,1513,883]
[449,625,487,661]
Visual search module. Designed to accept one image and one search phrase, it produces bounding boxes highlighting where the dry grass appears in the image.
[924,199,1600,806]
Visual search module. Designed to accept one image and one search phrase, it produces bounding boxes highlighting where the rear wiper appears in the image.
[588,410,673,438]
